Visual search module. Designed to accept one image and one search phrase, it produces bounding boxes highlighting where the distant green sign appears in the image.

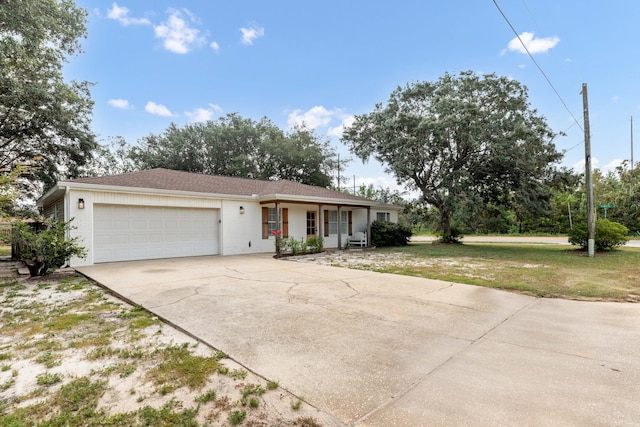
[598,204,614,219]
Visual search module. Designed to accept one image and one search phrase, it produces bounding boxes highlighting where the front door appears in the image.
[306,211,317,239]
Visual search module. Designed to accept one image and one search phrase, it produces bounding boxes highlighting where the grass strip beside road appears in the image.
[373,243,640,301]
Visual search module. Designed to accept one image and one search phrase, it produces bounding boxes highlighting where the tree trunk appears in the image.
[439,208,453,243]
[25,259,44,277]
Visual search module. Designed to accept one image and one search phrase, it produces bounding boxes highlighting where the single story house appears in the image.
[37,168,401,266]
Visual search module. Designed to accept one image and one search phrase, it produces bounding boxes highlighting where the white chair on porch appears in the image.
[349,231,367,247]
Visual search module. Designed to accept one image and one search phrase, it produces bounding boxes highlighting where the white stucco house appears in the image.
[37,168,401,266]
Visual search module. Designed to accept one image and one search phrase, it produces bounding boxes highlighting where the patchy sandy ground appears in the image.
[0,270,337,426]
[289,249,544,282]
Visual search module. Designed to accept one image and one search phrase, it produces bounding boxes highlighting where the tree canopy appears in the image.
[0,0,96,191]
[591,163,640,232]
[130,113,339,187]
[342,71,565,241]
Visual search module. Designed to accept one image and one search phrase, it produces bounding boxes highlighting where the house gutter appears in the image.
[45,182,259,202]
[258,193,378,207]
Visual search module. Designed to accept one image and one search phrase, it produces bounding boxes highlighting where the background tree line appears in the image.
[84,114,343,189]
[397,162,640,236]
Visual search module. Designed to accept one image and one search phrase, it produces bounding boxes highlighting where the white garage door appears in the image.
[94,204,219,263]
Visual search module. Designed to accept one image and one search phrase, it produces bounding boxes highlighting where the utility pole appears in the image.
[582,83,595,257]
[631,116,634,170]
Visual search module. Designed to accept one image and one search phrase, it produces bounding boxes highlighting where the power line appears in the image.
[564,139,585,154]
[492,0,583,133]
[520,0,556,56]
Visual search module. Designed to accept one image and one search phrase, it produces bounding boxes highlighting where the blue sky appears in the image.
[66,1,640,193]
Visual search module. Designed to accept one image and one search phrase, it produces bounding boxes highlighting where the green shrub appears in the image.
[288,237,302,256]
[11,220,86,276]
[306,236,323,254]
[568,219,629,251]
[371,221,412,247]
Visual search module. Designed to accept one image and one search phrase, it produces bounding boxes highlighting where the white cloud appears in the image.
[240,25,265,45]
[604,158,624,170]
[287,106,356,138]
[185,104,222,122]
[145,101,173,117]
[328,115,355,137]
[611,95,619,101]
[506,31,559,55]
[287,106,336,129]
[210,41,220,52]
[107,3,150,26]
[572,157,600,173]
[573,157,626,173]
[107,98,132,109]
[154,9,205,54]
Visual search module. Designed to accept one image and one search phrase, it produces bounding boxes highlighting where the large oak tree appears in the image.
[0,0,96,191]
[342,71,564,241]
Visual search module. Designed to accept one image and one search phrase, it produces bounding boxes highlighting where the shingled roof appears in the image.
[64,168,378,204]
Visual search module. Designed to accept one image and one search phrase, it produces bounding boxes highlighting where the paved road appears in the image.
[78,255,640,426]
[412,235,640,247]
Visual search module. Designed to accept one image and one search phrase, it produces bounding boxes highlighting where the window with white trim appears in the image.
[340,210,348,234]
[327,211,338,235]
[327,210,349,235]
[267,208,278,235]
[376,212,391,222]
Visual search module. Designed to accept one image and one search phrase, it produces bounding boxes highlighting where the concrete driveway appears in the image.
[77,254,640,426]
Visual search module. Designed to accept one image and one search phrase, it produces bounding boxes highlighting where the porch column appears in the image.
[275,201,280,232]
[318,204,323,237]
[366,207,371,247]
[337,205,342,249]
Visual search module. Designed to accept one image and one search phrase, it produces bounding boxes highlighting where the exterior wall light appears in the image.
[239,206,245,214]
[78,198,85,209]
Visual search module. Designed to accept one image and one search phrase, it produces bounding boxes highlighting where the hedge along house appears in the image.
[37,168,401,267]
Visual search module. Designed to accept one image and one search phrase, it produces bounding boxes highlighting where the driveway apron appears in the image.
[77,254,640,426]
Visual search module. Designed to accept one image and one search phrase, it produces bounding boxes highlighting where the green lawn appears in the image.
[374,242,640,301]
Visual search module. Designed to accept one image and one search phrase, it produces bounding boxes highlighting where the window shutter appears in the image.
[282,208,289,238]
[262,207,269,239]
[323,209,329,237]
[348,211,353,235]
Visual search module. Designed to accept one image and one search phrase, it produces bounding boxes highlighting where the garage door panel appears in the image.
[94,204,219,263]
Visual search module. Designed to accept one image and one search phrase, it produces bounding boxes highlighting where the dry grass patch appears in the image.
[0,273,336,426]
[293,243,640,301]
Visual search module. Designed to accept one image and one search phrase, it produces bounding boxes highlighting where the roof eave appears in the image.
[37,185,66,208]
[258,193,381,207]
[45,181,259,202]
[38,181,403,210]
